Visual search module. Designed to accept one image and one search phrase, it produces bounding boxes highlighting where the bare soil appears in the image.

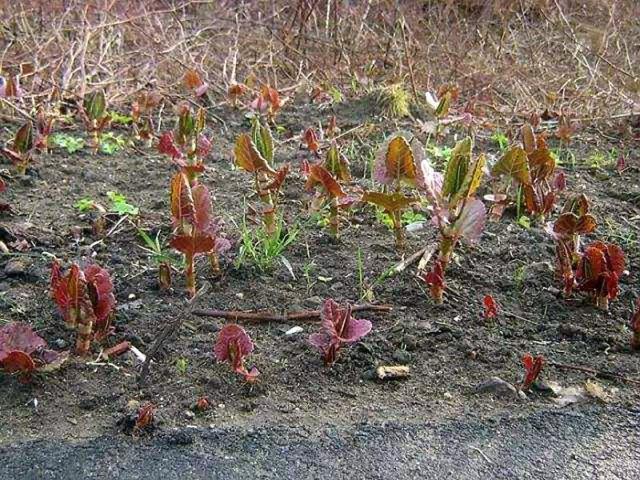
[0,98,639,446]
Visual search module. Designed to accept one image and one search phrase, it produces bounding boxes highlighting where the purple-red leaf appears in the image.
[214,324,259,382]
[452,198,486,244]
[309,299,372,366]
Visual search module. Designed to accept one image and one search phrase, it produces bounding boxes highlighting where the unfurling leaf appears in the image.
[521,353,544,390]
[576,241,625,309]
[373,134,422,187]
[442,137,472,198]
[491,146,531,185]
[521,124,536,154]
[214,324,259,382]
[308,299,372,366]
[482,295,498,319]
[305,164,345,198]
[234,134,274,174]
[303,128,319,154]
[84,90,107,121]
[451,198,486,244]
[324,143,351,181]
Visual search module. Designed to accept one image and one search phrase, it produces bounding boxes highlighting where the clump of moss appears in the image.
[376,83,411,118]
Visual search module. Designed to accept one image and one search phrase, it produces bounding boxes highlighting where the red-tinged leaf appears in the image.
[214,324,258,381]
[630,299,640,350]
[170,173,194,224]
[0,322,46,361]
[83,264,116,327]
[616,155,626,173]
[196,135,212,158]
[482,295,498,319]
[234,134,274,173]
[604,243,625,276]
[373,134,418,186]
[305,164,344,198]
[0,177,5,193]
[183,69,204,90]
[521,353,544,390]
[13,122,34,154]
[228,83,247,98]
[170,233,216,255]
[554,171,567,190]
[419,160,444,203]
[491,146,530,185]
[195,396,211,412]
[522,124,536,154]
[309,299,372,366]
[262,85,281,113]
[528,146,556,182]
[324,143,351,181]
[158,132,182,159]
[135,403,156,431]
[1,350,35,377]
[422,261,445,289]
[260,165,289,195]
[452,198,486,244]
[303,128,319,153]
[0,76,23,98]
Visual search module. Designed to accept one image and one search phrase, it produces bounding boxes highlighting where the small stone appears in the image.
[184,410,196,420]
[304,296,323,307]
[4,260,27,277]
[402,335,418,351]
[165,430,193,446]
[475,377,519,399]
[54,338,67,349]
[284,326,303,336]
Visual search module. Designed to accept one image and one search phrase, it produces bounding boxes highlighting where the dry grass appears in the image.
[0,0,638,128]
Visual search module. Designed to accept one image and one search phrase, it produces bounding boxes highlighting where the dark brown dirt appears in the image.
[1,98,639,446]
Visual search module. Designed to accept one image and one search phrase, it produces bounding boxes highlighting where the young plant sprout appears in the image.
[233,118,289,236]
[630,299,640,351]
[363,132,424,250]
[138,229,175,290]
[81,90,111,154]
[575,241,625,311]
[35,106,55,154]
[419,137,487,304]
[302,143,355,238]
[0,75,22,98]
[169,173,230,297]
[482,295,498,319]
[227,83,247,107]
[548,194,597,296]
[50,260,116,355]
[490,123,563,221]
[0,178,9,213]
[158,104,211,182]
[131,90,162,143]
[1,121,36,175]
[214,324,259,382]
[521,353,544,391]
[303,127,320,156]
[183,69,209,98]
[309,298,372,366]
[250,84,282,120]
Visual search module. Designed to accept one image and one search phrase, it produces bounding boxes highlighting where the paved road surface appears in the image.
[1,405,639,479]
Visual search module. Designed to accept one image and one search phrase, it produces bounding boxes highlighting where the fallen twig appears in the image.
[138,283,210,387]
[549,361,640,387]
[193,303,392,323]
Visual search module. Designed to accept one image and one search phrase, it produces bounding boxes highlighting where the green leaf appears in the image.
[107,191,139,216]
[51,133,85,153]
[442,138,472,198]
[74,198,95,212]
[84,90,106,120]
